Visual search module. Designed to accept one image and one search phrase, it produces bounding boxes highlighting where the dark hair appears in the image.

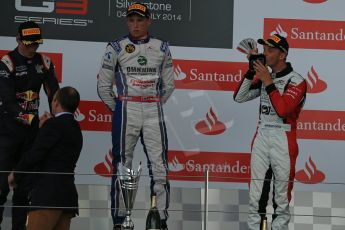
[54,86,80,113]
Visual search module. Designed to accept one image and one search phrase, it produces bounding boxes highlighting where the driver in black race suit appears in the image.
[0,21,59,230]
[97,3,175,230]
[234,34,306,230]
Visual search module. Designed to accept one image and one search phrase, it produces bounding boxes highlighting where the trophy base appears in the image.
[121,215,134,230]
[121,227,134,230]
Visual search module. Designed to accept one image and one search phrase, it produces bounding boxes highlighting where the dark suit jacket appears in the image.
[15,113,83,215]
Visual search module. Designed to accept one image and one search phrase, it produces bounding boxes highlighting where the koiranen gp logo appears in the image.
[137,56,147,66]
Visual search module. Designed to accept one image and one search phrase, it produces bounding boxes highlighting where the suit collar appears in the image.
[55,112,73,117]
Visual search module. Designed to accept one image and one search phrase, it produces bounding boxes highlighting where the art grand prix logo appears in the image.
[195,107,233,135]
[295,156,325,184]
[264,18,345,50]
[14,0,92,26]
[306,66,327,93]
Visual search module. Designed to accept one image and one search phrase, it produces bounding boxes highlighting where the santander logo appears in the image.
[77,101,112,131]
[264,18,345,50]
[168,150,251,183]
[74,108,85,121]
[306,66,327,93]
[173,65,187,80]
[303,0,327,3]
[168,156,184,172]
[172,60,247,91]
[270,24,288,37]
[295,157,326,184]
[94,149,113,177]
[297,110,345,140]
[195,107,232,135]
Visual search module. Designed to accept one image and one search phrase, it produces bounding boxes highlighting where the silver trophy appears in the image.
[236,38,257,54]
[118,163,142,230]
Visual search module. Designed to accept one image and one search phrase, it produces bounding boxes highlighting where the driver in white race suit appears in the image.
[234,34,306,230]
[97,2,175,230]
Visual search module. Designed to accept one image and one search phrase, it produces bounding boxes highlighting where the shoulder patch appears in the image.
[290,71,305,85]
[109,41,122,54]
[160,41,169,53]
[1,55,14,72]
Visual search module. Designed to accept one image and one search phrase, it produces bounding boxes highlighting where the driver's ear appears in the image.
[279,52,286,60]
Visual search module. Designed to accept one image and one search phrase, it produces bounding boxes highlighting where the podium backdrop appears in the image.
[1,0,345,192]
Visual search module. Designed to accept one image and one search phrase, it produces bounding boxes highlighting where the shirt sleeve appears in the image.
[265,76,306,118]
[233,70,261,103]
[160,42,175,104]
[97,44,118,112]
[41,54,60,113]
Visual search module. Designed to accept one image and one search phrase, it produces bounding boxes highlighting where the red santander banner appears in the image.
[264,18,345,50]
[75,100,112,131]
[168,150,251,183]
[173,60,247,91]
[297,110,345,140]
[0,50,63,83]
[75,102,345,142]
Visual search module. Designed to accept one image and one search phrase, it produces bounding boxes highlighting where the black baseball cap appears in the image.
[258,34,289,53]
[18,21,43,45]
[126,2,150,18]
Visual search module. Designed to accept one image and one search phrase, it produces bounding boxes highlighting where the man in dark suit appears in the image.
[8,86,83,230]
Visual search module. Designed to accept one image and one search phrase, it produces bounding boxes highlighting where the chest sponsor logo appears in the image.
[0,70,10,78]
[16,65,28,72]
[173,60,247,91]
[264,18,345,50]
[137,55,147,66]
[15,71,28,77]
[126,66,157,75]
[295,156,326,184]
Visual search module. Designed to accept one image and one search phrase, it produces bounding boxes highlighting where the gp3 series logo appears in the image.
[15,0,88,15]
[15,0,93,27]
